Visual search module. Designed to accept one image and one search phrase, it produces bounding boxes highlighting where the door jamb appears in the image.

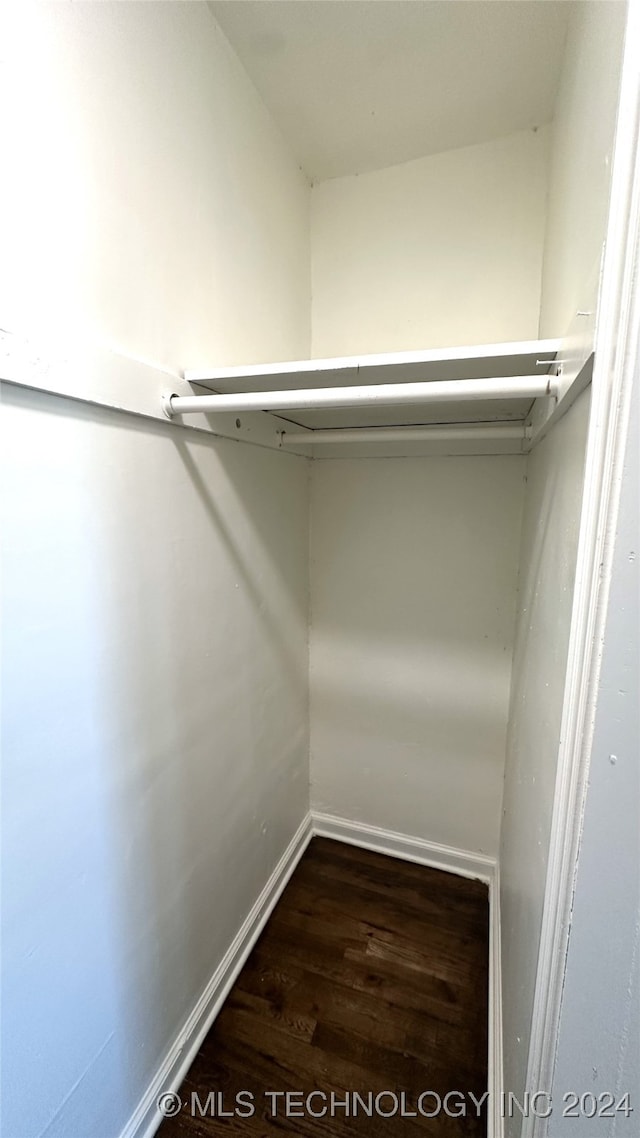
[523,8,640,1134]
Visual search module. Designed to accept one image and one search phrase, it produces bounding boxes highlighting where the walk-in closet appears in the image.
[2,4,638,1138]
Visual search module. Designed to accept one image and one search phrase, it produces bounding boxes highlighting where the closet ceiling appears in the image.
[209,0,571,181]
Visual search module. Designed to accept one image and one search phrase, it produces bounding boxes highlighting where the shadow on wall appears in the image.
[498,387,592,1124]
[309,456,526,856]
[498,454,560,1116]
[0,386,309,1138]
[172,435,307,690]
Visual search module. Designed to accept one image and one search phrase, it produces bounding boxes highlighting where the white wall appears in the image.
[309,456,525,857]
[499,389,591,1121]
[1,395,309,1138]
[311,128,549,357]
[499,3,628,1122]
[0,5,310,1138]
[0,1,310,370]
[539,1,627,338]
[550,377,639,1135]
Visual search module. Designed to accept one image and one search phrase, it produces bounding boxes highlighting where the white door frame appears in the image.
[523,7,640,1135]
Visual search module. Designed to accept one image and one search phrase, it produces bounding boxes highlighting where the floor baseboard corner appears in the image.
[311,810,503,1136]
[120,811,313,1138]
[121,810,503,1138]
[311,810,496,883]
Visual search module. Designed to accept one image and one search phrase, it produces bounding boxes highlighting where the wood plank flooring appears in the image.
[157,838,489,1137]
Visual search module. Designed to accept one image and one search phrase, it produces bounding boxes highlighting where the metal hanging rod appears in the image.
[280,424,526,445]
[163,375,557,417]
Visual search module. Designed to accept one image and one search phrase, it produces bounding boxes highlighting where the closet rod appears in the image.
[280,424,525,445]
[164,375,556,417]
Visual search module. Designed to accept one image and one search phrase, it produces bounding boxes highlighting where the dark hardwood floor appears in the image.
[157,837,489,1136]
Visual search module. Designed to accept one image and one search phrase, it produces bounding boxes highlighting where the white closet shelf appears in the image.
[170,339,562,440]
[184,338,562,392]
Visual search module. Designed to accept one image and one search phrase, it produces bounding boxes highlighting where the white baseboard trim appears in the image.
[488,866,504,1138]
[122,809,503,1138]
[311,810,496,883]
[311,811,503,1138]
[120,812,313,1138]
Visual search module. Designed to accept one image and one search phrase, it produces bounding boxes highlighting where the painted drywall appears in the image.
[0,1,310,370]
[499,5,629,1123]
[310,128,549,357]
[550,376,639,1135]
[309,456,525,857]
[0,5,310,1138]
[1,392,310,1138]
[211,1,569,181]
[539,1,627,338]
[499,389,591,1124]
